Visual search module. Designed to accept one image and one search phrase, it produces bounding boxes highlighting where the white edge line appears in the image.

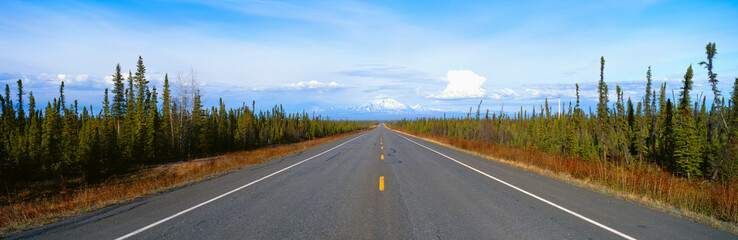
[393,131,637,240]
[116,133,366,240]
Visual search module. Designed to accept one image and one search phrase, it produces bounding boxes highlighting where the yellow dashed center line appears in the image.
[381,154,384,160]
[379,176,385,191]
[381,146,383,150]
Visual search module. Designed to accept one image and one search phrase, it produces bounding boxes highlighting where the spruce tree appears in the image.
[1,85,12,181]
[644,66,653,117]
[627,98,635,133]
[103,88,110,118]
[144,86,160,163]
[25,91,42,177]
[575,83,581,112]
[700,43,735,180]
[3,84,16,128]
[627,98,637,157]
[190,90,204,157]
[111,64,126,134]
[59,81,65,113]
[16,79,24,121]
[597,56,608,119]
[28,91,35,119]
[133,57,150,163]
[161,74,174,159]
[731,77,738,132]
[701,43,720,98]
[596,57,610,161]
[77,107,97,179]
[134,56,149,111]
[40,102,61,177]
[0,90,4,119]
[615,86,630,163]
[0,101,5,184]
[59,103,79,180]
[644,67,657,162]
[101,85,120,174]
[679,65,694,110]
[674,65,702,178]
[636,102,649,163]
[217,98,230,152]
[122,70,137,164]
[662,99,675,168]
[696,97,714,176]
[4,84,10,112]
[126,70,134,111]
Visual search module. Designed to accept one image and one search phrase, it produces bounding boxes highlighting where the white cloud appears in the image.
[499,88,519,96]
[8,73,115,89]
[524,88,578,98]
[41,73,95,86]
[489,88,519,99]
[104,75,115,86]
[251,80,348,92]
[75,74,89,82]
[375,94,390,99]
[428,70,487,99]
[286,80,345,90]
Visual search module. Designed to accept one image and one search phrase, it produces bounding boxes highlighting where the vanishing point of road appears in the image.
[11,124,734,239]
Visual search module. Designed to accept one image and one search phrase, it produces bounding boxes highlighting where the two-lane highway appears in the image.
[11,124,734,239]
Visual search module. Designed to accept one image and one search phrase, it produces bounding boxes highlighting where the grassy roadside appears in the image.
[0,126,374,235]
[387,125,737,234]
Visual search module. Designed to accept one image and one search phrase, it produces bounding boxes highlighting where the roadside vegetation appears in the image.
[0,56,375,233]
[0,128,373,234]
[388,43,737,232]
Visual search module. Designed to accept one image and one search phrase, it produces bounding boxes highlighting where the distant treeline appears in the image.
[0,57,373,187]
[391,43,737,181]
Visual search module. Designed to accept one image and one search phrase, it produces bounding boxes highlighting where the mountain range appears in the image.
[325,98,441,120]
[348,98,428,113]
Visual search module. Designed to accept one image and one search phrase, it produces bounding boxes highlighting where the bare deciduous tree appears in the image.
[174,67,201,158]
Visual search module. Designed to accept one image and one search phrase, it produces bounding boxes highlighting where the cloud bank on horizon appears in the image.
[1,0,737,119]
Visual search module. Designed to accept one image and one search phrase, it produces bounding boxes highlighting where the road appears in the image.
[10,124,734,239]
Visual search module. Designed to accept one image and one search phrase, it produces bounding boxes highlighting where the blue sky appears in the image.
[1,0,737,118]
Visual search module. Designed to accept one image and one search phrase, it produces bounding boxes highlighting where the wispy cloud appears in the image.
[1,1,736,118]
[0,72,110,89]
[193,0,368,26]
[337,64,433,82]
[489,88,520,100]
[252,80,349,93]
[286,80,346,90]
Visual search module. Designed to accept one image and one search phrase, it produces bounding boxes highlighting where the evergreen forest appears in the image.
[0,57,371,188]
[391,43,738,182]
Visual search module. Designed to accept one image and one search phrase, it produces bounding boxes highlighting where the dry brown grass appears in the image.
[388,126,738,234]
[0,127,374,235]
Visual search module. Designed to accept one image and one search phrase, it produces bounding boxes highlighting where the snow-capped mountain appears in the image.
[348,98,413,113]
[324,98,442,120]
[409,104,425,111]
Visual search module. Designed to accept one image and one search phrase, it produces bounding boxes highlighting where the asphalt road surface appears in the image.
[10,124,735,239]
